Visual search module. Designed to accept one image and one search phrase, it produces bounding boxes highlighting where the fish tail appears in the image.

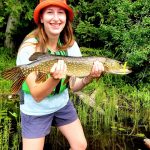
[1,67,25,94]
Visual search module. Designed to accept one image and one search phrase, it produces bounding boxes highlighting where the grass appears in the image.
[82,76,150,127]
[0,97,21,150]
[0,50,21,150]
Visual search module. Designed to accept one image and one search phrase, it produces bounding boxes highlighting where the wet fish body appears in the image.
[1,53,132,94]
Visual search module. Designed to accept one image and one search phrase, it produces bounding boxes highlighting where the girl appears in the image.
[17,0,104,149]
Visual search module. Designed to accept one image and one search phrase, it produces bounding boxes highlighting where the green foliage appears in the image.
[70,0,150,84]
[0,53,20,149]
[0,47,16,72]
[0,97,21,149]
[4,0,22,16]
[82,75,150,132]
[1,0,37,50]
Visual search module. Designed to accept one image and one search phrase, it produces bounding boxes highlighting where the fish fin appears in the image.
[35,72,47,83]
[11,77,25,94]
[29,52,49,61]
[1,67,25,94]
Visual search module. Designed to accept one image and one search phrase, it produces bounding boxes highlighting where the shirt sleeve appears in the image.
[16,38,37,66]
[67,41,82,57]
[16,46,35,66]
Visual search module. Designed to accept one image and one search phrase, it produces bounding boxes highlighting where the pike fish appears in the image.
[1,52,132,94]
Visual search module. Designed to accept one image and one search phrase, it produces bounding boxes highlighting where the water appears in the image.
[43,125,150,150]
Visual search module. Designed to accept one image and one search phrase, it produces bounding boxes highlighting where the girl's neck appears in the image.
[47,36,59,52]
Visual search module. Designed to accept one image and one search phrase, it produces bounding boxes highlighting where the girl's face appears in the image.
[40,6,66,37]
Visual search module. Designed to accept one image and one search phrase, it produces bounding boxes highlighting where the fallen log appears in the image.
[73,90,104,114]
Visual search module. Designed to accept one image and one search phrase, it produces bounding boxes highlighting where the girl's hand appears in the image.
[82,61,104,86]
[90,61,104,78]
[50,60,67,80]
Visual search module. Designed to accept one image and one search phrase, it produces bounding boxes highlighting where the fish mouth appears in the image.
[108,69,132,75]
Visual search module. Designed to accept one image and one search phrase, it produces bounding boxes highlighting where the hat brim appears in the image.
[34,1,74,24]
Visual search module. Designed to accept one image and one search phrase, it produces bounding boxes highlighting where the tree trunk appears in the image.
[4,13,20,49]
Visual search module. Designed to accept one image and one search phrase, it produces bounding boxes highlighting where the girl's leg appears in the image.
[22,137,45,150]
[58,118,87,150]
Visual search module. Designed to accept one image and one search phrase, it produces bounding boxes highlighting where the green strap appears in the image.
[22,78,68,95]
[22,48,68,96]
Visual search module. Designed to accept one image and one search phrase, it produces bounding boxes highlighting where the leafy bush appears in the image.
[71,0,150,84]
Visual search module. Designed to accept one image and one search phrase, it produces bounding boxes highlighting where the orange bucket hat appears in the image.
[34,0,74,24]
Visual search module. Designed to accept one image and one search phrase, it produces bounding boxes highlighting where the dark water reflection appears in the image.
[43,97,150,150]
[43,126,150,150]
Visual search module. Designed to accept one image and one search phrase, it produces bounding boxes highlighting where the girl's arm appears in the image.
[26,60,67,102]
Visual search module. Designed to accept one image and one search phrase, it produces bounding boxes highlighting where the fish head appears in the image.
[104,59,132,75]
